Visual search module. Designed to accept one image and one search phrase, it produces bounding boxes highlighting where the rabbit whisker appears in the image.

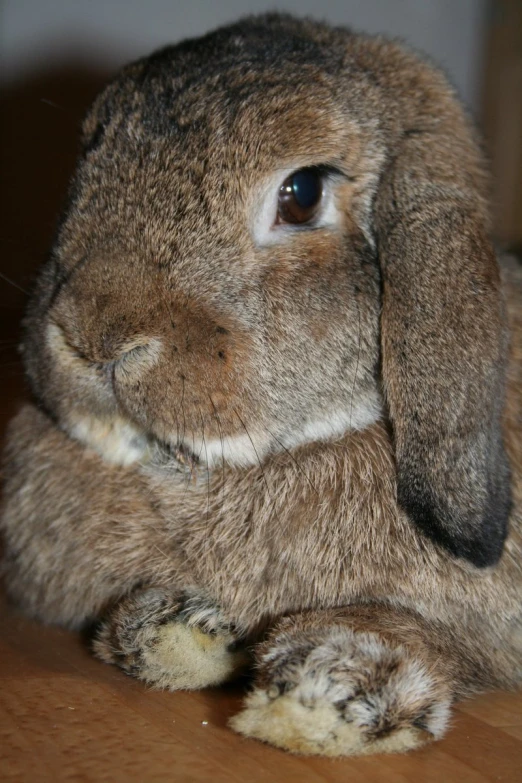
[233,408,272,499]
[349,296,362,431]
[0,271,29,295]
[198,407,212,521]
[40,97,67,112]
[264,426,319,496]
[208,393,226,501]
[154,270,185,453]
[180,374,187,445]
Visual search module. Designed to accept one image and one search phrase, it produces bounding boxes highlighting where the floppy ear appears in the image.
[374,73,511,567]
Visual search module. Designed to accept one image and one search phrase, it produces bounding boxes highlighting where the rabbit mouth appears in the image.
[145,440,202,476]
[44,304,382,470]
[166,394,383,470]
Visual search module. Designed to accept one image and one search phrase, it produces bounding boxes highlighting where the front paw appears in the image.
[93,588,247,689]
[230,625,451,756]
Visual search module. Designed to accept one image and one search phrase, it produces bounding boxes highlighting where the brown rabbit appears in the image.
[1,13,521,757]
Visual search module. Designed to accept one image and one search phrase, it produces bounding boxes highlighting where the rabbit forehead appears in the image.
[82,20,360,172]
[86,78,350,172]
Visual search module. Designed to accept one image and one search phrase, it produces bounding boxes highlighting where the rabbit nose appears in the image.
[111,337,163,375]
[48,320,162,373]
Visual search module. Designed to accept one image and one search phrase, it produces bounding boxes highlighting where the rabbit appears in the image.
[1,13,521,758]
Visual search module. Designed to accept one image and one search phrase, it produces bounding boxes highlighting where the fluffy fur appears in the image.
[92,588,248,689]
[1,14,521,758]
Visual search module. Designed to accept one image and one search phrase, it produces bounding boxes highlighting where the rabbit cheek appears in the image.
[34,322,150,465]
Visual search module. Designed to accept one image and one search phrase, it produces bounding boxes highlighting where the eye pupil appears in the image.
[292,169,321,209]
[277,167,323,225]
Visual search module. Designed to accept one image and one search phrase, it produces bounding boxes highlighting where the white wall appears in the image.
[1,0,488,109]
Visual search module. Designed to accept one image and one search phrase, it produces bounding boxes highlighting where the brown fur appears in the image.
[1,14,521,757]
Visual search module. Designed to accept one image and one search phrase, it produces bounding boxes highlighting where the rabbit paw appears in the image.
[93,587,247,689]
[230,626,451,756]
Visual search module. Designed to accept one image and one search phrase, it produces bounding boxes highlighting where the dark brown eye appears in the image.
[277,167,323,225]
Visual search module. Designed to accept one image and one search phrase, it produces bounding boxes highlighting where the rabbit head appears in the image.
[22,14,510,567]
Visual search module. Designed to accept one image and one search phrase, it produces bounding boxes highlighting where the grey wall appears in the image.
[1,0,488,109]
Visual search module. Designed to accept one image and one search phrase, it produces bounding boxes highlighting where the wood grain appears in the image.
[1,593,521,783]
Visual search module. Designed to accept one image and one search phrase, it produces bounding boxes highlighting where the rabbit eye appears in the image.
[277,168,323,225]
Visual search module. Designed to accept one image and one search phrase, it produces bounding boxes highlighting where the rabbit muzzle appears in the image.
[43,272,262,462]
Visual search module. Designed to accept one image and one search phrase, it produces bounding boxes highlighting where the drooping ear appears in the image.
[373,66,511,567]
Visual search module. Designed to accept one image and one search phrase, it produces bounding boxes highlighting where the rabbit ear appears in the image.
[374,118,511,567]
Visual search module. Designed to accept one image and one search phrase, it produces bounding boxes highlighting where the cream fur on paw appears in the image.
[138,620,244,690]
[230,627,451,756]
[93,587,247,689]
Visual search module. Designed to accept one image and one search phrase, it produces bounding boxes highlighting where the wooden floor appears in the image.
[0,318,521,782]
[0,594,521,783]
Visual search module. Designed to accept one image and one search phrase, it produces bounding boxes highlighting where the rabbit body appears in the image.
[1,14,521,756]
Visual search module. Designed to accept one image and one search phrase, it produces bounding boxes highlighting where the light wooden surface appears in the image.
[0,329,521,783]
[1,593,521,783]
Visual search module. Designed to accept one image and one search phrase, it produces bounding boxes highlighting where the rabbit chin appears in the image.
[189,391,383,469]
[65,391,382,470]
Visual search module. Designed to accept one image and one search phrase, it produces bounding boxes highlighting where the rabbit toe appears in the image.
[93,587,247,689]
[230,626,451,756]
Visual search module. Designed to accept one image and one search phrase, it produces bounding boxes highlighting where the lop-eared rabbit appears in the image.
[2,14,521,757]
